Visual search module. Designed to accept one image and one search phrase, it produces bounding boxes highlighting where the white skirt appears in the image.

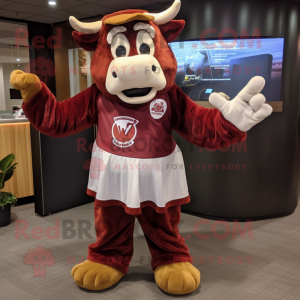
[87,143,189,210]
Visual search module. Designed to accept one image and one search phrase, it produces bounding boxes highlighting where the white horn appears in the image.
[144,0,181,25]
[69,16,102,34]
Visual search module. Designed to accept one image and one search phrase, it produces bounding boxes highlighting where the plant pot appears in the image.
[0,204,11,227]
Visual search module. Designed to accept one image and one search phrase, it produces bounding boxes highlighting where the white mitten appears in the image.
[209,76,273,132]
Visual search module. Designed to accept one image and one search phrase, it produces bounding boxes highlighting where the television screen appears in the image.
[169,38,284,102]
[10,88,22,100]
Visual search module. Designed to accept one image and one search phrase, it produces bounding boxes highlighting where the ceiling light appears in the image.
[16,58,20,61]
[48,1,56,5]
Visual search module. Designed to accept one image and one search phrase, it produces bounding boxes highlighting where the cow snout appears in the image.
[105,55,167,104]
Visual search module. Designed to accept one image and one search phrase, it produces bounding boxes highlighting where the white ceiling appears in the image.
[0,0,172,24]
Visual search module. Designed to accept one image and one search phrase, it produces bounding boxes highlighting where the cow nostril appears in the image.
[152,65,157,72]
[112,71,117,78]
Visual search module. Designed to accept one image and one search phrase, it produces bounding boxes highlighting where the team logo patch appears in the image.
[112,116,139,148]
[150,99,167,119]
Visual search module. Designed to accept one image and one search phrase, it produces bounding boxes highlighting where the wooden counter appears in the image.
[0,122,34,198]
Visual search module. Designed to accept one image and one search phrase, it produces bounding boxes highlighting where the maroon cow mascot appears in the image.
[10,0,272,295]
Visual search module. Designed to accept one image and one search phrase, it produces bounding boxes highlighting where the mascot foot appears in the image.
[154,262,200,295]
[71,260,124,291]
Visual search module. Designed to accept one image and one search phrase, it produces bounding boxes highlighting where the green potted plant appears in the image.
[0,154,18,227]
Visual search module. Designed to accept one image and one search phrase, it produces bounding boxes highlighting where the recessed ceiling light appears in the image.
[48,1,56,5]
[16,58,20,61]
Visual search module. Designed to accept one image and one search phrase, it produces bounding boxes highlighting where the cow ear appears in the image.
[159,20,185,43]
[72,31,99,51]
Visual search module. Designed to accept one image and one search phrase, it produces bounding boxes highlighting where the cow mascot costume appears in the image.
[10,0,272,295]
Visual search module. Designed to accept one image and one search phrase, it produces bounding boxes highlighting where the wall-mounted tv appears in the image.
[169,38,284,102]
[10,88,22,100]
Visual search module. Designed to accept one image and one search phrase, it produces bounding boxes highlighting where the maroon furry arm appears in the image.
[169,84,247,149]
[22,82,99,137]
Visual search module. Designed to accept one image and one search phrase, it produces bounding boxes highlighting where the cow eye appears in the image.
[139,43,150,55]
[136,30,155,56]
[111,33,130,59]
[116,45,127,57]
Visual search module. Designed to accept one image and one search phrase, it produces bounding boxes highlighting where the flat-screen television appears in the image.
[169,37,284,102]
[10,88,22,100]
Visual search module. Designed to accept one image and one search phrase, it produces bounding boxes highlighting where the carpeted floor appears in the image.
[0,202,299,300]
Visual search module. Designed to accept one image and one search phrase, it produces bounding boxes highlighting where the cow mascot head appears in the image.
[70,0,183,104]
[10,0,273,296]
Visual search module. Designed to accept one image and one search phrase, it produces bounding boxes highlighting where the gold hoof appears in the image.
[154,262,200,295]
[71,260,124,291]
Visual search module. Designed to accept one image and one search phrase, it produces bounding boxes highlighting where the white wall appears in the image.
[0,64,6,111]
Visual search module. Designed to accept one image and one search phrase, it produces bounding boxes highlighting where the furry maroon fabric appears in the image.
[72,31,99,51]
[22,82,99,137]
[88,202,191,273]
[169,84,247,149]
[159,20,185,43]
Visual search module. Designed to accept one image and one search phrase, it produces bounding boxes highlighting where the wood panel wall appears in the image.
[54,48,71,102]
[78,50,88,92]
[0,122,34,198]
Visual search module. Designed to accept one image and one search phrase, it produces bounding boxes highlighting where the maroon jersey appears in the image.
[96,93,176,158]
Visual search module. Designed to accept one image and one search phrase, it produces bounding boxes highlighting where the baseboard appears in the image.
[16,195,34,206]
[181,208,296,222]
